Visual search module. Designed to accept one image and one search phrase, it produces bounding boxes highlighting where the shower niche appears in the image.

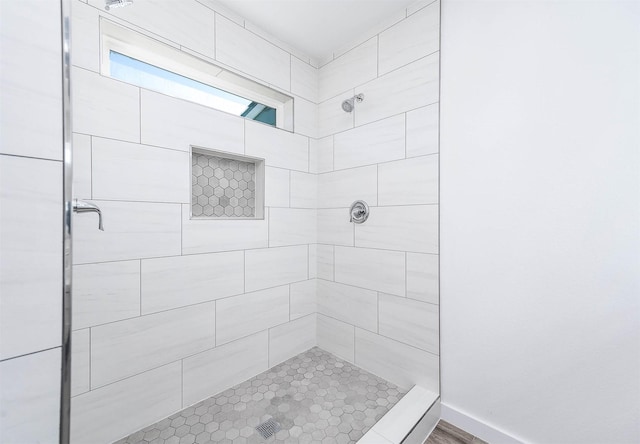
[190,146,265,220]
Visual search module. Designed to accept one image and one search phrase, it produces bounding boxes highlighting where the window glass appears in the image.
[109,51,277,126]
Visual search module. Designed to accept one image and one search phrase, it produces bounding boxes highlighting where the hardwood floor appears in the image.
[425,421,488,444]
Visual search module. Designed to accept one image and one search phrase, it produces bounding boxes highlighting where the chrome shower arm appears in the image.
[73,199,104,231]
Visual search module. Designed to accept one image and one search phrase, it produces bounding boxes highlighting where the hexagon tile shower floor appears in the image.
[116,347,408,444]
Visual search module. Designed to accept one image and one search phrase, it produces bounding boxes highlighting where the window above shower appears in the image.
[100,19,294,131]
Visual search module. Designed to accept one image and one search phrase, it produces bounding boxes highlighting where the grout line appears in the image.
[0,152,63,163]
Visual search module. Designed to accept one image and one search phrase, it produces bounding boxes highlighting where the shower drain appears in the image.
[255,418,282,440]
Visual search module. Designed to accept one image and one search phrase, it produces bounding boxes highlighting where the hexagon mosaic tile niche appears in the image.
[192,151,258,218]
[117,347,408,444]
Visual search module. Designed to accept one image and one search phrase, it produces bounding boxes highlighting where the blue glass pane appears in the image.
[109,51,276,126]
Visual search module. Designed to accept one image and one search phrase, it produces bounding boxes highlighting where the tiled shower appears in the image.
[1,0,440,443]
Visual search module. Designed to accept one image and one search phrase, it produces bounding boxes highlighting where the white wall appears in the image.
[0,1,63,442]
[440,1,640,443]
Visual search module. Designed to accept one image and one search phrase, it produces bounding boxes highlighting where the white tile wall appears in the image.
[245,245,309,292]
[294,96,318,138]
[290,279,317,320]
[91,303,215,387]
[355,328,439,392]
[92,138,190,203]
[406,104,439,157]
[0,348,61,443]
[72,67,140,143]
[0,0,62,160]
[182,332,268,407]
[317,280,378,332]
[378,155,439,205]
[269,208,317,247]
[317,165,377,208]
[355,53,440,126]
[245,121,309,172]
[72,133,92,199]
[269,314,316,366]
[265,167,291,207]
[181,204,269,254]
[316,245,335,281]
[141,251,244,314]
[291,56,318,103]
[0,156,62,360]
[73,261,141,330]
[72,362,182,444]
[72,329,91,397]
[334,247,406,296]
[355,205,439,253]
[215,286,289,345]
[70,0,99,71]
[141,90,244,154]
[407,253,439,304]
[319,37,378,102]
[73,201,182,264]
[290,171,318,208]
[317,314,355,363]
[334,114,406,170]
[215,15,290,91]
[378,293,439,354]
[317,209,354,246]
[308,245,318,278]
[89,0,215,57]
[378,0,440,75]
[312,136,334,174]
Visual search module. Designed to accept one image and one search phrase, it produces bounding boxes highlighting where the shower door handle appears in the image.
[73,199,104,231]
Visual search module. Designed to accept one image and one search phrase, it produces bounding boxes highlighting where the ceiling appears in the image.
[214,0,416,61]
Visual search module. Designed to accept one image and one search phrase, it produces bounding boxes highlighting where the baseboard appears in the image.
[440,404,524,444]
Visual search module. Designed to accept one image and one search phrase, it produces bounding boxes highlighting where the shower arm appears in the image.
[73,199,104,231]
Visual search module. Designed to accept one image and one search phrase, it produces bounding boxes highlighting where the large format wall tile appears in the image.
[355,328,439,392]
[141,251,244,314]
[378,0,440,75]
[269,208,317,247]
[291,57,318,103]
[269,315,316,366]
[355,205,439,253]
[290,279,316,320]
[356,53,439,127]
[378,293,439,354]
[141,90,244,154]
[70,0,99,72]
[0,156,61,359]
[317,209,354,246]
[216,286,289,345]
[215,15,290,91]
[73,201,181,264]
[317,314,354,363]
[333,114,405,170]
[265,167,290,208]
[319,37,378,102]
[407,253,439,304]
[72,67,140,143]
[72,133,92,199]
[88,0,215,57]
[294,96,318,138]
[91,303,215,387]
[183,332,268,407]
[71,362,182,444]
[181,204,268,254]
[317,280,378,332]
[290,171,317,208]
[406,104,439,157]
[316,245,335,281]
[317,165,377,208]
[92,138,190,203]
[334,247,405,296]
[311,136,334,174]
[0,0,61,160]
[71,329,90,397]
[378,155,439,205]
[0,348,60,443]
[73,261,140,330]
[245,245,309,292]
[245,121,309,172]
